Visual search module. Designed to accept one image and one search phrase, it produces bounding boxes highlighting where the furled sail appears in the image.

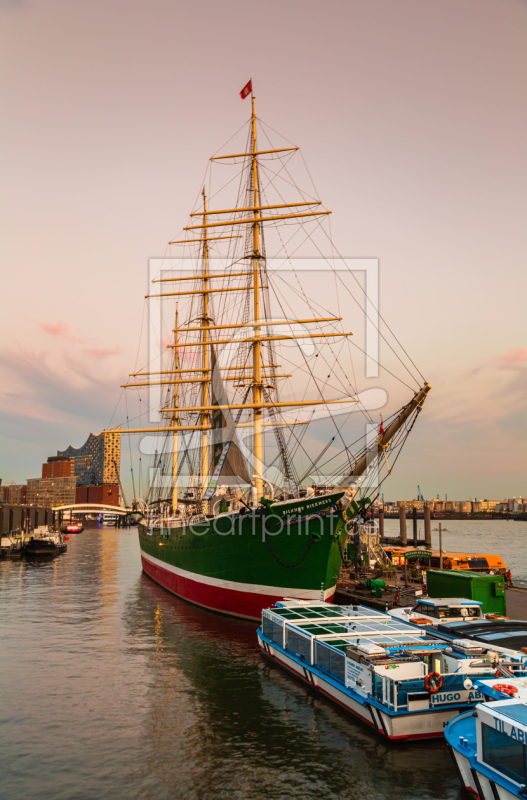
[205,347,252,496]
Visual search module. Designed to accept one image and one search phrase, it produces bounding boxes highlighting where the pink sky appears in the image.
[1,0,526,499]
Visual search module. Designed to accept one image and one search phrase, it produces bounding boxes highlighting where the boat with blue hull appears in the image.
[390,598,527,657]
[257,600,527,741]
[446,678,527,799]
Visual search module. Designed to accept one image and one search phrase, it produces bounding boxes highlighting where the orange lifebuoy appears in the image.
[493,683,518,696]
[394,591,401,605]
[424,672,443,693]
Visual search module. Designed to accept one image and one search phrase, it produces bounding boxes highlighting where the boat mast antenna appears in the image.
[251,95,264,499]
[201,188,210,502]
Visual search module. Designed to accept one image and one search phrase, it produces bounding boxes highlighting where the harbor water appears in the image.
[1,522,525,800]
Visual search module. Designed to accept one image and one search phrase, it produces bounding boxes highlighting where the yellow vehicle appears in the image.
[383,546,506,575]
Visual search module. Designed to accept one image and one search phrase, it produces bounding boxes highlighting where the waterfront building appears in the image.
[27,476,76,507]
[0,504,52,535]
[57,428,121,487]
[42,457,73,478]
[75,484,120,506]
[1,483,28,505]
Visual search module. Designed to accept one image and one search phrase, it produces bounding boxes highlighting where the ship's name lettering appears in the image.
[430,689,484,705]
[282,500,330,515]
[494,717,527,741]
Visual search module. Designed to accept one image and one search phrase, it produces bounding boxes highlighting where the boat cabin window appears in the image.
[314,642,345,682]
[482,722,527,785]
[413,602,437,616]
[262,617,283,647]
[412,603,480,619]
[285,629,311,662]
[466,558,489,570]
[440,605,481,618]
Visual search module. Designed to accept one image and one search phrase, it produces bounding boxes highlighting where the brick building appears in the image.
[42,457,73,479]
[75,484,120,506]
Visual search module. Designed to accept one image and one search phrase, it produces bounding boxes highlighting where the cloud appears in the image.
[39,320,71,337]
[500,348,527,367]
[81,346,123,359]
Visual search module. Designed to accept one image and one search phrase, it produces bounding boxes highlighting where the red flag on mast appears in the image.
[379,414,385,436]
[240,80,252,99]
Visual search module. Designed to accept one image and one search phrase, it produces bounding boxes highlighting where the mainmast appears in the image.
[172,304,179,514]
[251,96,264,499]
[120,100,360,501]
[201,189,210,500]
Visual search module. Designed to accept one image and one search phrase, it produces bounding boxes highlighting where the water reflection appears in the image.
[0,527,465,800]
[126,576,462,800]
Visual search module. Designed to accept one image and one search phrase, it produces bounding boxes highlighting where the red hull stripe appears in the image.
[141,552,336,620]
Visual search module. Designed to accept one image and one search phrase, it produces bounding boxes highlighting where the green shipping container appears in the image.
[426,569,506,616]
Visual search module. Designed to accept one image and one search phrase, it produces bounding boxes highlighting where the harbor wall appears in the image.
[0,504,53,535]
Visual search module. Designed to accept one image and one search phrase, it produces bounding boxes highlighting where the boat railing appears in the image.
[370,672,475,711]
[262,612,498,712]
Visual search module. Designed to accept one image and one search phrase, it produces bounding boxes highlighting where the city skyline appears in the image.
[1,0,526,498]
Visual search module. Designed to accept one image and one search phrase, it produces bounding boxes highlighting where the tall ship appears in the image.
[118,85,431,620]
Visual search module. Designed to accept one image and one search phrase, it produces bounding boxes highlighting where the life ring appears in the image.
[394,591,401,605]
[493,683,518,696]
[424,672,443,693]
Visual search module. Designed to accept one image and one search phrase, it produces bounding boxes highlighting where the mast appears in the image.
[251,94,264,499]
[172,304,179,514]
[201,189,210,499]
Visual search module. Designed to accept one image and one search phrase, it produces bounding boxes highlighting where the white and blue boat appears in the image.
[391,598,527,657]
[446,678,527,798]
[257,600,527,741]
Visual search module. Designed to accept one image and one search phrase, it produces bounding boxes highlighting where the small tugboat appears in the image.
[257,600,527,740]
[25,527,67,557]
[65,522,83,534]
[446,678,527,799]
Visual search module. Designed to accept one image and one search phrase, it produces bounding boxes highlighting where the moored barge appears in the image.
[257,600,527,741]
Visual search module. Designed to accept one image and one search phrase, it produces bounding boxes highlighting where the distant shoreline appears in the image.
[382,513,527,521]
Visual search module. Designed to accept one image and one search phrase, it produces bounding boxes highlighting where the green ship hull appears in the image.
[139,490,348,620]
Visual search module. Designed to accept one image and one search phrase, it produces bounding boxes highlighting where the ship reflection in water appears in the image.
[1,528,460,800]
[129,573,460,799]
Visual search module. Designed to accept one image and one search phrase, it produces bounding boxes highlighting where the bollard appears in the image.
[424,503,432,548]
[399,507,407,545]
[412,506,418,546]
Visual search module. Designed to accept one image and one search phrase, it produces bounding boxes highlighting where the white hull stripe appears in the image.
[141,550,335,599]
